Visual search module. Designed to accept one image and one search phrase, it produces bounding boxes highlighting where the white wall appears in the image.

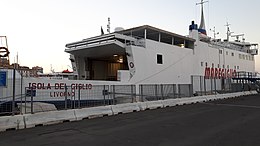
[193,41,255,76]
[76,56,86,80]
[128,39,194,84]
[125,38,256,85]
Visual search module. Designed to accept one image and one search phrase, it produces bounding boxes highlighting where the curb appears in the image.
[0,91,258,132]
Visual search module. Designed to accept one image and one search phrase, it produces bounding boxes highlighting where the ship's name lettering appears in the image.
[28,83,92,90]
[204,67,236,79]
[49,91,75,97]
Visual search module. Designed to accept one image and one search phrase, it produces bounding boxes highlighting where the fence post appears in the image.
[173,84,176,98]
[210,77,213,94]
[103,85,106,105]
[25,87,27,114]
[214,78,217,94]
[78,88,81,108]
[12,68,16,116]
[155,84,158,100]
[20,74,23,115]
[178,84,180,98]
[72,88,75,109]
[112,85,115,105]
[131,85,134,103]
[161,84,164,100]
[230,78,233,91]
[242,79,245,91]
[65,85,68,110]
[140,85,144,102]
[189,84,193,97]
[200,76,202,96]
[191,76,194,97]
[204,76,207,95]
[30,87,33,114]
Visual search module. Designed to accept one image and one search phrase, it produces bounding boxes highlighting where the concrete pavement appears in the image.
[0,94,260,146]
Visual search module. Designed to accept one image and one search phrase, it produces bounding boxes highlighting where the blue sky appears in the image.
[0,0,259,72]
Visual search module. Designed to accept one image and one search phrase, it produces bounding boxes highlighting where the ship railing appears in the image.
[122,34,146,48]
[66,33,116,48]
[250,44,258,49]
[66,33,142,49]
[209,41,247,52]
[234,71,260,79]
[126,39,145,48]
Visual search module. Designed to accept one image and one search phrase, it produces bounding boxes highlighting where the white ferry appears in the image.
[64,2,258,85]
[0,1,259,110]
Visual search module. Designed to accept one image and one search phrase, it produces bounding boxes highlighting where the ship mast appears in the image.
[224,22,233,42]
[210,27,219,40]
[196,0,208,35]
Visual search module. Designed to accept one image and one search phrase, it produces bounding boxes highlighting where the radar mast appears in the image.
[224,22,233,42]
[196,0,208,35]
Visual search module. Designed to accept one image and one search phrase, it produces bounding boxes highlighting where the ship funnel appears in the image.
[189,21,198,31]
[189,21,199,40]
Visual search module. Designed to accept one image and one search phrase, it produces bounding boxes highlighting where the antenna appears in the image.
[210,27,219,40]
[16,52,18,64]
[107,17,111,33]
[196,0,209,6]
[224,22,233,42]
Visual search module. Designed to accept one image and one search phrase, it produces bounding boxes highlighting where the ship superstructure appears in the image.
[65,1,258,85]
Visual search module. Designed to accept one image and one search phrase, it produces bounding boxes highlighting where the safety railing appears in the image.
[0,76,257,116]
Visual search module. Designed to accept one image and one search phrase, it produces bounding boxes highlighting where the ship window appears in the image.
[212,63,214,67]
[205,62,208,67]
[231,52,234,56]
[239,54,242,59]
[201,62,203,67]
[237,66,239,69]
[157,54,163,64]
[226,51,228,55]
[227,65,229,69]
[234,66,236,69]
